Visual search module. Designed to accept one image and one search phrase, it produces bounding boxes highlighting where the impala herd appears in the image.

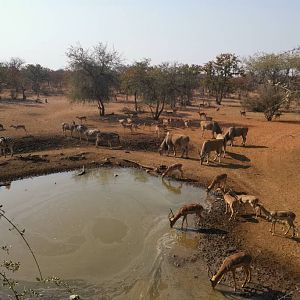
[0,105,297,294]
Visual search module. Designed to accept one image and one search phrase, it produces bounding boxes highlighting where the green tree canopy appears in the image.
[203,53,243,105]
[66,43,121,116]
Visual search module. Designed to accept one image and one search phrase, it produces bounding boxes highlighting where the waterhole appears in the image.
[0,168,225,299]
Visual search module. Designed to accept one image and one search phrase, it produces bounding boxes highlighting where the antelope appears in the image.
[200,121,222,138]
[168,203,204,229]
[96,132,120,148]
[206,173,227,193]
[217,188,241,220]
[76,116,87,124]
[154,124,167,138]
[224,127,248,147]
[159,132,189,158]
[84,128,100,142]
[254,204,297,237]
[184,120,190,128]
[74,124,88,141]
[199,112,207,120]
[216,133,227,157]
[162,163,183,179]
[0,137,14,157]
[62,121,76,137]
[210,251,252,291]
[198,139,224,165]
[10,124,27,132]
[162,118,169,126]
[240,110,246,117]
[236,194,260,217]
[274,112,282,119]
[143,122,152,131]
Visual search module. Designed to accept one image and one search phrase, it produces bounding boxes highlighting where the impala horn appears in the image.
[168,208,174,220]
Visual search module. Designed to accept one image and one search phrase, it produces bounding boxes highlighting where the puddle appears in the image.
[0,168,225,299]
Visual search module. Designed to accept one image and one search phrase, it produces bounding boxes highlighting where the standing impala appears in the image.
[210,251,252,291]
[168,203,204,229]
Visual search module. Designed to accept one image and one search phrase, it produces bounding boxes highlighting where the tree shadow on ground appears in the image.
[226,151,251,162]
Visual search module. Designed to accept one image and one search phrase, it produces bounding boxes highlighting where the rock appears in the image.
[69,295,80,300]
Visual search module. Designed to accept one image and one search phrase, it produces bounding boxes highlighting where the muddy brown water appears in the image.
[0,168,226,299]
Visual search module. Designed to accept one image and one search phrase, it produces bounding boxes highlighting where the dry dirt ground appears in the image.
[0,96,300,298]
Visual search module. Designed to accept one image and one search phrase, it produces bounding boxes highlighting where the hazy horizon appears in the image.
[1,0,299,69]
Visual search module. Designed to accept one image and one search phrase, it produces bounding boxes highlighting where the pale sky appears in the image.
[0,0,299,69]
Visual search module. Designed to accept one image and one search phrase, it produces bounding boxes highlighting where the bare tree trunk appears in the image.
[97,99,105,117]
[134,91,138,111]
[22,87,26,100]
[153,99,165,120]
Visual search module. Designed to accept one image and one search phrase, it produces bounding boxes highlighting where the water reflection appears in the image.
[131,168,149,183]
[175,230,199,249]
[162,178,182,195]
[72,167,114,185]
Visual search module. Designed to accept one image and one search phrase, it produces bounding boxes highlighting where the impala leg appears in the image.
[181,216,185,229]
[242,267,248,287]
[284,223,291,236]
[179,169,184,178]
[232,270,237,291]
[185,215,188,227]
[248,267,252,283]
[271,221,276,235]
[229,207,234,220]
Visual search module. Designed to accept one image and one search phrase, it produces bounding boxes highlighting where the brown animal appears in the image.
[217,188,241,220]
[76,116,87,124]
[254,204,297,237]
[206,173,227,193]
[159,132,189,158]
[168,203,204,229]
[95,132,120,148]
[240,110,246,117]
[0,137,14,157]
[200,121,222,138]
[274,112,282,119]
[210,252,252,291]
[224,127,248,147]
[10,124,27,132]
[199,139,224,165]
[162,163,183,179]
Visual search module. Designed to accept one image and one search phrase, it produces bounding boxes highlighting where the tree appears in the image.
[243,82,292,121]
[243,51,300,119]
[5,58,25,100]
[203,53,243,105]
[24,64,50,98]
[176,64,201,106]
[120,59,150,111]
[0,62,7,98]
[140,64,170,120]
[66,43,121,117]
